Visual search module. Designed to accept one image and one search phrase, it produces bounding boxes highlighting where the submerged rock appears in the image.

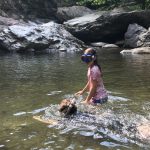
[90,42,107,47]
[102,44,119,48]
[91,42,121,53]
[120,47,150,54]
[0,22,84,52]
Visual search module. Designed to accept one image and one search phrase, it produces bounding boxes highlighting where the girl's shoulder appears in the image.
[91,65,100,73]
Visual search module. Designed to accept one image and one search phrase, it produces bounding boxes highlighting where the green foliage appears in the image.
[76,0,107,6]
[73,0,150,9]
[135,0,150,9]
[75,0,120,5]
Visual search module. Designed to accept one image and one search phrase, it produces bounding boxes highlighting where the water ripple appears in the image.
[41,100,150,147]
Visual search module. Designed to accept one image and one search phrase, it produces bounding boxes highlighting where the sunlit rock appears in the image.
[90,42,107,47]
[120,47,150,54]
[91,42,121,53]
[0,22,84,52]
[64,10,150,43]
[102,44,119,48]
[0,16,22,31]
[57,6,93,23]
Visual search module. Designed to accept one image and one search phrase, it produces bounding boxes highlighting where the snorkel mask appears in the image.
[81,54,95,63]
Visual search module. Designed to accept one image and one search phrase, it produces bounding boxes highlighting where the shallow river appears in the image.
[0,50,150,150]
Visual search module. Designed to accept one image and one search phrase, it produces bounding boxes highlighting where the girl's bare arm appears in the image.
[75,81,90,95]
[84,79,97,103]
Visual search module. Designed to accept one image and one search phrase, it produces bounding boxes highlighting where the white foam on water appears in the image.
[47,91,62,96]
[28,107,48,114]
[0,145,5,148]
[13,107,48,116]
[100,141,129,148]
[30,93,150,147]
[13,111,27,116]
[108,95,129,102]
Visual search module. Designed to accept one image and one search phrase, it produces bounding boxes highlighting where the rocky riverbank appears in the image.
[0,0,150,54]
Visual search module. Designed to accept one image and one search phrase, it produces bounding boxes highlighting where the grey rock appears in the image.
[102,44,119,48]
[0,15,24,31]
[57,6,93,23]
[0,22,84,52]
[90,42,107,47]
[91,42,119,48]
[125,23,147,48]
[120,47,150,54]
[64,10,150,43]
[0,0,57,20]
[125,23,150,48]
[0,16,22,28]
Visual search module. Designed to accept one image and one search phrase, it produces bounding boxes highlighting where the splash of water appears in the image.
[37,94,150,148]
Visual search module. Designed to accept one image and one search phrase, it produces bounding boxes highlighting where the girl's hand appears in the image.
[81,100,89,104]
[75,90,84,96]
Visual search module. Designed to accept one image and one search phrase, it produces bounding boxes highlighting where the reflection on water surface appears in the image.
[0,51,150,150]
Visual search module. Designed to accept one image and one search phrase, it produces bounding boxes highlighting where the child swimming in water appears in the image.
[75,48,108,105]
[33,99,150,141]
[33,99,77,124]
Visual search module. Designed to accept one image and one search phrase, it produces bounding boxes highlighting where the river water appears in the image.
[0,50,150,150]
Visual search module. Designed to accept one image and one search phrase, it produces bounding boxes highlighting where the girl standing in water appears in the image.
[76,48,108,105]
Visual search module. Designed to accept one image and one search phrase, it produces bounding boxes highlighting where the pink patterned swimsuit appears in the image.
[87,65,108,104]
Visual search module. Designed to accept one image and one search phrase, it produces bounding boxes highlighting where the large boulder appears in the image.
[125,23,150,48]
[0,0,57,20]
[56,6,93,23]
[0,22,84,52]
[64,10,150,43]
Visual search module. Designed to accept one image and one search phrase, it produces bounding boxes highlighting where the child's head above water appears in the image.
[81,48,96,63]
[81,48,102,73]
[59,99,77,117]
